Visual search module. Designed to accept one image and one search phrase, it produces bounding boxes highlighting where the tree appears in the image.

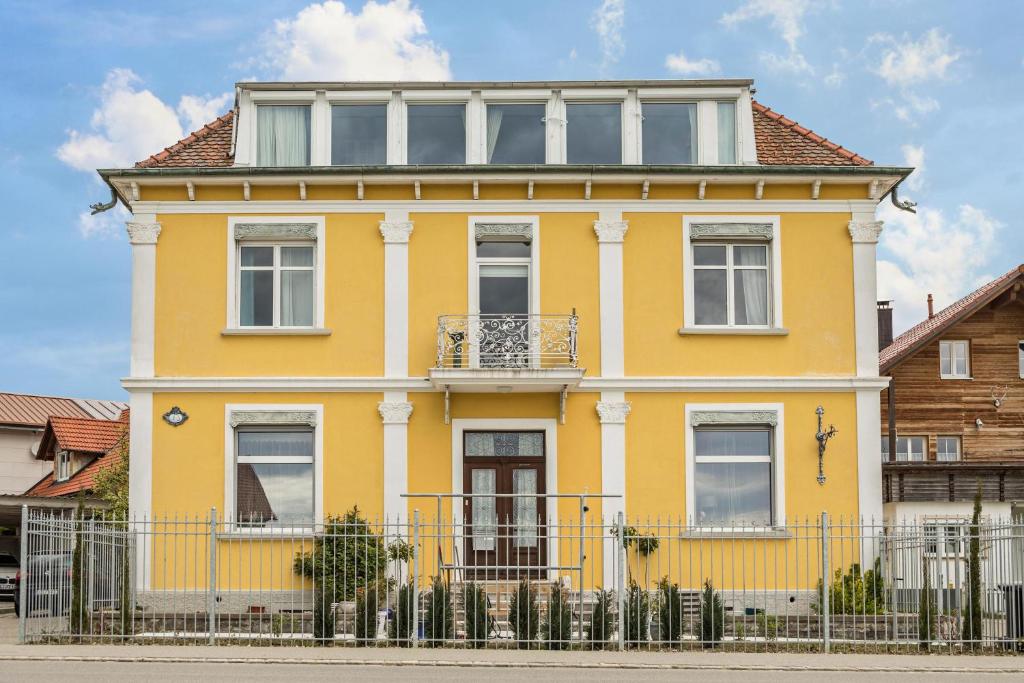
[92,431,129,519]
[700,580,724,647]
[508,579,539,649]
[963,484,984,648]
[70,497,89,636]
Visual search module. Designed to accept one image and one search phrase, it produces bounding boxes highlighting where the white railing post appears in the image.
[412,509,420,649]
[821,511,830,653]
[616,511,625,651]
[18,504,28,644]
[208,507,217,645]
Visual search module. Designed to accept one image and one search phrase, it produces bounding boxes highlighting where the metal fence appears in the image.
[17,505,1024,652]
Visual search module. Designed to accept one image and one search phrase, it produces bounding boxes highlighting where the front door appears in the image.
[463,430,546,576]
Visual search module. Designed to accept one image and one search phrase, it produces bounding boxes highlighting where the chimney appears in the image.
[927,293,934,319]
[877,301,893,350]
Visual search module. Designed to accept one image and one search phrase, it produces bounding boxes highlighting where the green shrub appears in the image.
[462,582,493,648]
[815,558,886,615]
[423,576,453,646]
[734,622,746,641]
[588,589,615,649]
[312,587,335,642]
[293,507,387,603]
[542,581,574,650]
[918,553,935,649]
[964,485,983,649]
[700,580,724,647]
[657,578,684,645]
[622,582,649,647]
[388,582,416,646]
[354,584,381,644]
[757,613,778,641]
[70,500,90,636]
[508,579,539,649]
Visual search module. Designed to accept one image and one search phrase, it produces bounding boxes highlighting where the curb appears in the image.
[0,655,1021,673]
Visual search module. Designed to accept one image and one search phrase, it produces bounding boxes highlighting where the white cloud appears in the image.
[873,28,962,88]
[901,144,925,191]
[877,201,1001,332]
[665,51,720,76]
[261,0,450,81]
[177,92,233,133]
[591,0,625,71]
[823,63,845,88]
[721,0,817,75]
[76,204,131,240]
[57,68,184,172]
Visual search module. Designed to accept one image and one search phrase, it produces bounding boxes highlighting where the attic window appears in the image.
[56,451,72,482]
[256,105,311,167]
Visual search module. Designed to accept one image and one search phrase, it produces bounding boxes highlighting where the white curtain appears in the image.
[717,102,736,164]
[513,469,537,548]
[258,106,310,166]
[471,469,496,551]
[486,108,503,162]
[280,270,314,326]
[686,105,698,164]
[735,248,767,325]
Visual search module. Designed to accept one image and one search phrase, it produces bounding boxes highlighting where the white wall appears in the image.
[0,427,48,495]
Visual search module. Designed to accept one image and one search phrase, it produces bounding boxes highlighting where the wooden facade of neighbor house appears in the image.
[878,265,1024,520]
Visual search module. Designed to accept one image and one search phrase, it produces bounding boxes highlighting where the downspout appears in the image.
[883,177,917,214]
[89,177,124,215]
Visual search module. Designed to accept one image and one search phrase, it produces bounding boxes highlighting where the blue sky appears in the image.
[0,0,1020,400]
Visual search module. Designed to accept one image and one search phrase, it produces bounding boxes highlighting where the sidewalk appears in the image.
[0,642,1021,673]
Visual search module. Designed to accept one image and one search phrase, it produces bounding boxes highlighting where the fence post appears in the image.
[411,509,420,649]
[208,507,217,646]
[18,505,28,644]
[615,511,625,651]
[821,511,830,653]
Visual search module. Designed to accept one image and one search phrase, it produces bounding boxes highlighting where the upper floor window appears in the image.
[939,340,970,379]
[56,451,71,482]
[238,244,315,328]
[486,103,545,164]
[881,435,926,462]
[693,244,769,326]
[257,105,310,166]
[407,104,466,164]
[331,104,386,165]
[566,102,621,164]
[716,101,737,164]
[937,436,961,462]
[642,102,697,164]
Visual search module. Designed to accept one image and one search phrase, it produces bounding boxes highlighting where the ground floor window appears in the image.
[235,427,314,527]
[881,435,926,462]
[693,427,773,526]
[936,436,961,462]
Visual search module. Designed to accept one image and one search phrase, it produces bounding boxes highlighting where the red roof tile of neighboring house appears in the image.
[24,443,125,498]
[880,265,1024,372]
[25,415,128,498]
[133,101,873,169]
[39,415,127,458]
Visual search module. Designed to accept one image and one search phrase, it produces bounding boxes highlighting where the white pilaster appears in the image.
[128,390,152,588]
[126,217,160,378]
[597,393,630,587]
[380,210,413,522]
[595,210,628,378]
[849,215,885,558]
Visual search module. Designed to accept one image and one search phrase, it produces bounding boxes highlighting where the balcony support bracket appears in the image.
[559,385,567,425]
[444,385,450,425]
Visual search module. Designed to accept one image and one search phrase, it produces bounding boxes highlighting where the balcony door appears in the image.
[474,237,532,368]
[463,430,546,576]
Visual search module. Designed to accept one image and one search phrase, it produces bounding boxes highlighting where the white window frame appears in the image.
[684,403,786,530]
[1018,341,1023,378]
[401,90,473,165]
[325,92,391,166]
[890,435,927,462]
[682,215,783,332]
[480,94,550,165]
[468,216,541,317]
[224,404,324,534]
[936,436,962,462]
[560,89,629,165]
[225,216,326,331]
[939,340,971,379]
[56,450,71,482]
[242,91,320,167]
[637,99,701,165]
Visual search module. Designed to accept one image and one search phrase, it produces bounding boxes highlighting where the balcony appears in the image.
[428,313,584,393]
[882,462,1024,504]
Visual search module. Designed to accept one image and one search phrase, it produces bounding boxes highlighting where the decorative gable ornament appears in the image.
[162,406,189,427]
[689,223,773,240]
[474,223,533,241]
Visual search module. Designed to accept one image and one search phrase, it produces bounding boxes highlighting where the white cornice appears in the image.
[594,220,629,243]
[848,220,884,244]
[129,199,882,215]
[122,375,891,393]
[379,220,414,243]
[125,221,161,245]
[596,400,631,424]
[378,401,414,424]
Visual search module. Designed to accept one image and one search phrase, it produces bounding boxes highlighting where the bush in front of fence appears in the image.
[423,576,453,646]
[815,558,886,616]
[700,580,724,647]
[588,588,615,649]
[623,582,650,647]
[462,582,493,648]
[508,579,539,649]
[293,507,387,603]
[389,582,416,645]
[355,582,383,644]
[657,577,684,645]
[542,581,573,650]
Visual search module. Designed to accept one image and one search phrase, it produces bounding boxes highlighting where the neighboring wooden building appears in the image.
[879,265,1024,521]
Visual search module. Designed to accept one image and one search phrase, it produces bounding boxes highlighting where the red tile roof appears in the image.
[25,417,128,498]
[880,265,1024,372]
[0,392,126,428]
[133,101,873,168]
[24,443,125,498]
[752,101,872,166]
[43,415,127,456]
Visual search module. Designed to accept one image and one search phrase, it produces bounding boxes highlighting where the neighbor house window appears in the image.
[937,436,961,462]
[693,428,773,526]
[1018,341,1023,378]
[56,451,71,482]
[407,104,466,164]
[939,340,970,378]
[717,101,737,164]
[238,244,315,327]
[486,103,545,163]
[641,102,697,164]
[235,428,314,527]
[331,104,386,165]
[883,436,926,462]
[256,105,311,166]
[692,243,769,326]
[925,523,964,555]
[566,103,621,164]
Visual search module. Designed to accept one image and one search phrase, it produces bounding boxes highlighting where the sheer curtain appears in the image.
[735,249,768,325]
[257,106,310,166]
[685,105,698,164]
[717,102,736,164]
[471,469,496,551]
[280,271,314,326]
[486,108,503,162]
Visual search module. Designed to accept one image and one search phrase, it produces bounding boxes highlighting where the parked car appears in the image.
[13,553,73,617]
[0,551,17,600]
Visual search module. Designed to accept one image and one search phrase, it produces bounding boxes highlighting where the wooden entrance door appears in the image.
[463,430,546,576]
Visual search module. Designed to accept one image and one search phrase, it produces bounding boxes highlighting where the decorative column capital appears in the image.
[378,401,413,424]
[594,220,629,243]
[126,221,161,245]
[596,401,631,424]
[379,221,414,244]
[848,220,884,244]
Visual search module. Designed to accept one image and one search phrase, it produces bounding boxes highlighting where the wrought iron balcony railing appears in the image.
[435,313,578,370]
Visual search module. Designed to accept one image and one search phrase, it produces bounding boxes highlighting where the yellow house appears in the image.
[98,79,909,597]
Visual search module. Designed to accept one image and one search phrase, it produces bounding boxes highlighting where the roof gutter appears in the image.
[89,176,129,215]
[883,176,917,214]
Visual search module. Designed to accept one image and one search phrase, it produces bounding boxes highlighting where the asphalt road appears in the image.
[0,662,1016,682]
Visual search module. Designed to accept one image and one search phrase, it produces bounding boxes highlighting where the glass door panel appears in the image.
[478,263,530,367]
[470,468,496,553]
